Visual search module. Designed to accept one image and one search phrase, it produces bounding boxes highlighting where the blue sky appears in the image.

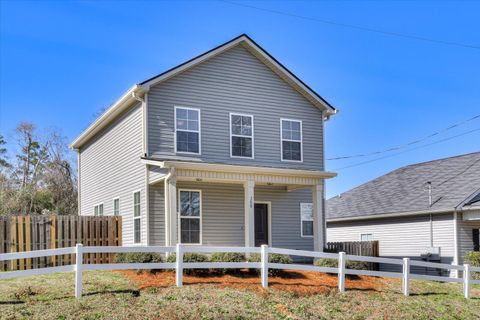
[1,1,479,198]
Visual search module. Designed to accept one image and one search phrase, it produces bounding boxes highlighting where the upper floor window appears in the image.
[94,203,103,216]
[113,198,120,216]
[281,119,302,162]
[133,191,141,244]
[230,113,253,158]
[175,106,200,154]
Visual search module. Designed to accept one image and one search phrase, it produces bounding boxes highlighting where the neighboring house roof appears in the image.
[327,152,480,221]
[71,34,337,149]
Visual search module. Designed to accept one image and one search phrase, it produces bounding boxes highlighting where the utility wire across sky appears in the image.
[220,0,480,50]
[327,113,480,161]
[332,127,480,171]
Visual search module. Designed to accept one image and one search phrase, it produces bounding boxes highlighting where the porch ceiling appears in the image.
[143,159,335,186]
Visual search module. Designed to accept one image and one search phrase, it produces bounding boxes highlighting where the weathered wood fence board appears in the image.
[326,241,379,270]
[0,215,122,271]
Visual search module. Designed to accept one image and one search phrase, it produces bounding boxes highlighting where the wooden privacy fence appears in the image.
[326,241,379,270]
[0,215,122,271]
[326,240,379,257]
[0,244,477,300]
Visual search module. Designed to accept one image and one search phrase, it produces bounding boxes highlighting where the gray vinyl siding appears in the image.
[148,181,314,248]
[177,182,245,246]
[149,183,165,246]
[79,103,146,245]
[147,45,324,170]
[458,212,480,264]
[327,213,455,274]
[255,186,313,251]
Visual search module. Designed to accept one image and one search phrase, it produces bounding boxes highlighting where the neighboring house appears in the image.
[327,152,480,275]
[71,34,338,252]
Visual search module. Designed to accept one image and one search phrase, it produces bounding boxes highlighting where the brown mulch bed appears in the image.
[119,270,388,296]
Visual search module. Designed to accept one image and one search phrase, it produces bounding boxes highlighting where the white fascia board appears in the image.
[70,85,144,149]
[141,158,337,179]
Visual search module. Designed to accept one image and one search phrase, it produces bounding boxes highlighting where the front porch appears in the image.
[144,159,336,251]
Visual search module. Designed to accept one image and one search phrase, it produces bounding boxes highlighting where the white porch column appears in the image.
[164,175,177,246]
[312,183,325,252]
[244,180,255,247]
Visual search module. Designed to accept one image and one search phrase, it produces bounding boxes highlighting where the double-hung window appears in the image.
[281,119,302,162]
[179,190,201,244]
[175,106,200,154]
[113,198,120,216]
[133,191,141,244]
[230,113,253,158]
[300,203,313,237]
[360,233,373,242]
[94,204,103,216]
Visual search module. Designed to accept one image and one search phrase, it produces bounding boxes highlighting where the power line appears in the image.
[332,127,480,171]
[327,113,480,160]
[219,0,480,50]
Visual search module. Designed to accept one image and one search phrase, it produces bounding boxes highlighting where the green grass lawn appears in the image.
[0,271,479,320]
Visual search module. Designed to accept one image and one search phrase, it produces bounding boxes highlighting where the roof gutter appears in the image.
[326,207,480,223]
[70,85,145,150]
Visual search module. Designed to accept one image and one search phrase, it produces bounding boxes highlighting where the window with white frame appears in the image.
[360,233,373,242]
[300,203,313,237]
[175,107,200,154]
[94,204,103,216]
[113,198,120,216]
[179,190,201,244]
[230,113,253,158]
[281,119,302,161]
[133,191,141,244]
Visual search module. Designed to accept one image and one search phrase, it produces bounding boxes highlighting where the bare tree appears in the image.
[0,123,78,215]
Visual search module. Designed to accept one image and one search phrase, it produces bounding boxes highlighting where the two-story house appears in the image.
[71,34,337,251]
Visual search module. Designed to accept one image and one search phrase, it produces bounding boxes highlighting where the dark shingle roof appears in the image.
[327,152,480,220]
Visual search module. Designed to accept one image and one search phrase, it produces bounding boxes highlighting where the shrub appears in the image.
[115,253,163,264]
[314,258,369,271]
[114,252,163,273]
[314,258,338,268]
[210,252,246,275]
[464,251,480,280]
[247,253,292,276]
[166,253,210,275]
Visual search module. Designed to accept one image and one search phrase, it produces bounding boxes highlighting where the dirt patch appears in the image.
[119,270,387,296]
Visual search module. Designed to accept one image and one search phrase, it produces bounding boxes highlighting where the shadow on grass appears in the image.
[0,300,25,305]
[82,289,141,297]
[410,292,450,297]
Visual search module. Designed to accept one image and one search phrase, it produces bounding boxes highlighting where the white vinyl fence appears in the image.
[0,244,478,299]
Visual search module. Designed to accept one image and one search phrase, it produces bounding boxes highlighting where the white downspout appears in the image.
[453,209,460,278]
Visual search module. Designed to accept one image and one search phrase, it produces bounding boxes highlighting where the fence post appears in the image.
[338,252,346,293]
[464,264,470,299]
[402,258,410,296]
[261,244,268,288]
[176,243,183,287]
[75,243,83,299]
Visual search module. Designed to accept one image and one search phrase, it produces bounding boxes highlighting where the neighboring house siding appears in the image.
[458,212,480,264]
[327,213,455,274]
[79,103,146,245]
[147,45,324,170]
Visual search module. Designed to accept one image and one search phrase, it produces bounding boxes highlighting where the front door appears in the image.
[254,203,269,246]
